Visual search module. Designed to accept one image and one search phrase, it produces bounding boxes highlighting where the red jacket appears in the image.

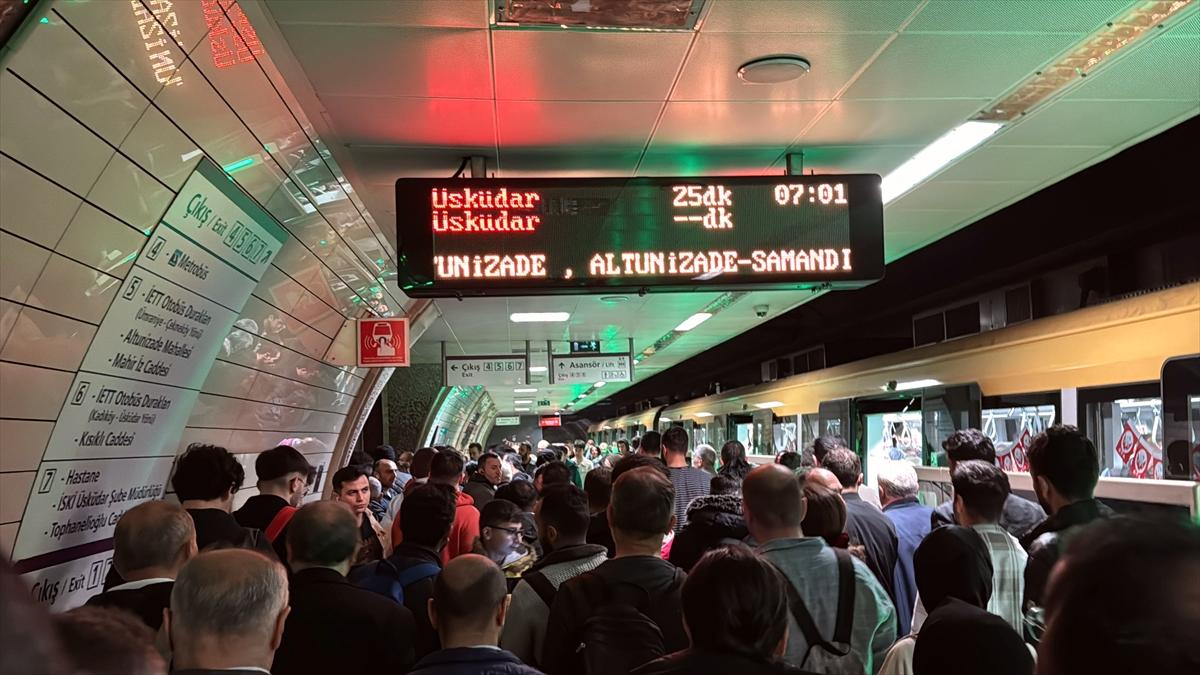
[391,489,480,565]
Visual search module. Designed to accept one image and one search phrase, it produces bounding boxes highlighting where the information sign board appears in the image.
[494,416,521,427]
[550,353,632,384]
[444,355,528,387]
[357,318,410,367]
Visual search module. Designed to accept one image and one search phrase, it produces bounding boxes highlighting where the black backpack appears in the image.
[575,569,686,675]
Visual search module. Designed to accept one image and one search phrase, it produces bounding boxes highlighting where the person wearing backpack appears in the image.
[274,501,416,675]
[744,465,897,675]
[542,464,687,675]
[633,546,817,675]
[350,483,457,660]
[234,445,315,563]
[500,483,608,667]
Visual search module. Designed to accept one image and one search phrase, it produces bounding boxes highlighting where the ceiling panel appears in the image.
[799,98,988,146]
[701,0,922,34]
[780,145,922,176]
[497,148,643,177]
[905,0,1133,33]
[636,148,780,176]
[650,100,829,147]
[496,100,661,149]
[935,145,1106,183]
[265,0,488,28]
[1064,36,1200,101]
[884,208,977,235]
[889,179,1037,212]
[993,100,1199,147]
[492,30,692,101]
[844,33,1082,99]
[671,32,888,102]
[321,95,496,147]
[277,24,493,99]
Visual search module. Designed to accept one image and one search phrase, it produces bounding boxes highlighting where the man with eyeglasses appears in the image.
[473,499,534,589]
[235,445,315,563]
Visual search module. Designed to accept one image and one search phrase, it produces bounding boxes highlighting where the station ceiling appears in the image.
[254,0,1199,414]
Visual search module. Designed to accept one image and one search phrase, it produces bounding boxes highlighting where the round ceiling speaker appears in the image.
[737,55,812,84]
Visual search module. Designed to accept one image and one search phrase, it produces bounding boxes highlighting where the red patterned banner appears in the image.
[1114,421,1161,479]
[997,427,1032,472]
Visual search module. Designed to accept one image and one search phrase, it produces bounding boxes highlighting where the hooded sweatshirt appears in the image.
[668,493,748,571]
[541,555,687,675]
[391,489,479,565]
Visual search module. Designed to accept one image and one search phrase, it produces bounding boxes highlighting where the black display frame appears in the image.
[394,175,885,297]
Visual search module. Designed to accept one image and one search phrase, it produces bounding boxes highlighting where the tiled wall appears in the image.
[0,1,404,576]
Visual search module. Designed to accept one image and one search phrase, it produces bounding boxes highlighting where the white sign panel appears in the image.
[21,549,114,612]
[494,416,522,427]
[14,158,288,564]
[551,353,633,384]
[16,456,175,560]
[445,356,527,387]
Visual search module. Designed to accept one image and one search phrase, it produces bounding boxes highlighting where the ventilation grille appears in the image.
[913,284,1032,347]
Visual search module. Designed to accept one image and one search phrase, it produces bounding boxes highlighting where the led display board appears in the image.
[395,175,883,296]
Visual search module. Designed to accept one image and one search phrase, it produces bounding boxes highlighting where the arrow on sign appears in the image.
[450,364,460,371]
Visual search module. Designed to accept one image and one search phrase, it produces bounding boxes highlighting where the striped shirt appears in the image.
[668,466,711,532]
[972,523,1028,634]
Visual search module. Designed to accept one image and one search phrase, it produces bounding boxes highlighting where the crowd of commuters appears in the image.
[4,425,1197,675]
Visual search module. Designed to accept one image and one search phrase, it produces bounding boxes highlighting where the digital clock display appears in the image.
[394,175,883,296]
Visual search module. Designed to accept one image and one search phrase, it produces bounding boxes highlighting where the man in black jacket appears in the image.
[463,451,502,510]
[87,500,197,629]
[273,501,415,674]
[823,447,900,606]
[542,466,687,675]
[1020,425,1114,612]
[351,483,457,660]
[174,444,278,558]
[234,445,313,562]
[930,429,1046,539]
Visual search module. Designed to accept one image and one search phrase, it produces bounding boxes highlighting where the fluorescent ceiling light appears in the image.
[510,312,570,323]
[881,121,1003,204]
[694,412,713,418]
[180,149,204,162]
[593,381,606,388]
[514,399,533,404]
[674,312,712,332]
[529,366,548,373]
[514,407,530,412]
[659,417,672,422]
[514,388,538,393]
[755,401,784,409]
[881,379,943,391]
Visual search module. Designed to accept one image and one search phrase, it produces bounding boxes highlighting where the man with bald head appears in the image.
[744,464,897,673]
[166,549,290,674]
[87,501,197,630]
[273,502,415,675]
[804,467,843,492]
[409,554,542,674]
[542,467,687,675]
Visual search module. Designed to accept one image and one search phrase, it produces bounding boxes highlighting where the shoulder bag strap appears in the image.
[831,548,857,646]
[265,506,297,543]
[524,571,558,608]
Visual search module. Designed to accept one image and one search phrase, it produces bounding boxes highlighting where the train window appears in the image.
[856,396,923,488]
[774,415,799,456]
[922,384,982,467]
[1080,383,1163,479]
[1161,355,1200,479]
[799,413,820,450]
[981,393,1061,472]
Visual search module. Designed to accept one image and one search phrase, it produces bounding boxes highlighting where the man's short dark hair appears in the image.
[1027,425,1099,501]
[172,444,244,501]
[811,435,846,464]
[331,464,370,492]
[479,499,523,529]
[822,448,862,488]
[710,474,741,496]
[682,546,788,659]
[1041,517,1200,675]
[662,426,688,455]
[370,444,397,463]
[467,442,483,452]
[430,448,466,483]
[942,429,996,465]
[478,452,501,469]
[611,453,670,484]
[287,501,359,566]
[640,430,662,455]
[610,468,674,536]
[495,480,537,511]
[400,484,457,547]
[255,445,313,483]
[776,451,803,471]
[347,450,374,472]
[54,606,165,675]
[410,447,437,479]
[535,460,571,489]
[538,483,590,538]
[951,460,1010,522]
[584,466,612,510]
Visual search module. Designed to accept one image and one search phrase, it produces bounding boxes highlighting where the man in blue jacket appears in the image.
[878,459,933,636]
[409,554,544,675]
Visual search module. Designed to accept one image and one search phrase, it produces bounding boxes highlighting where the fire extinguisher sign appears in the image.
[356,318,410,368]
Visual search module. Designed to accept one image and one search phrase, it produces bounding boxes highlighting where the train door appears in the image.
[774,414,800,454]
[728,413,755,452]
[1079,382,1163,479]
[818,399,853,441]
